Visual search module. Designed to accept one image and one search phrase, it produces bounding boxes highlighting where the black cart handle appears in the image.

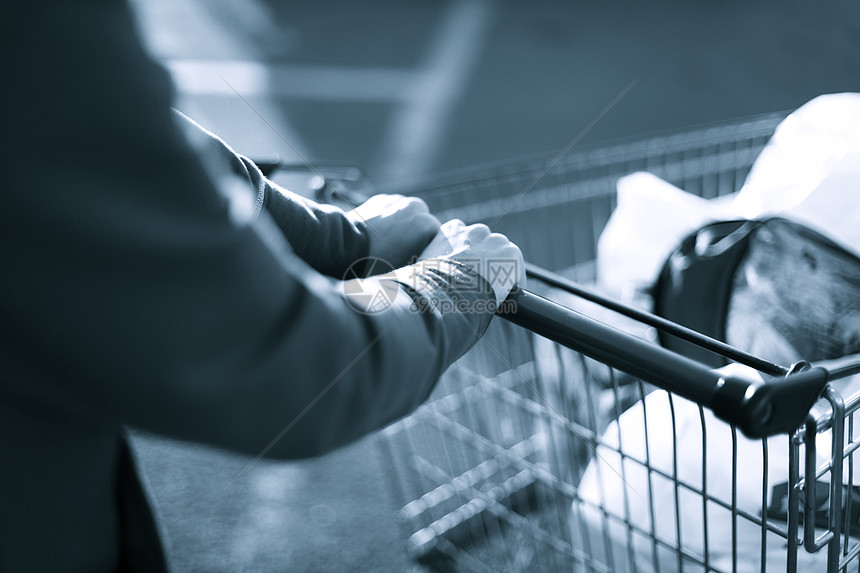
[276,166,849,438]
[497,283,835,439]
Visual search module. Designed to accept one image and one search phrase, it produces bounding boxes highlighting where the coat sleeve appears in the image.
[172,111,373,279]
[0,1,495,459]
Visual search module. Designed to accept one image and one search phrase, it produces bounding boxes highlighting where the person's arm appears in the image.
[174,112,441,278]
[171,111,370,278]
[0,0,518,458]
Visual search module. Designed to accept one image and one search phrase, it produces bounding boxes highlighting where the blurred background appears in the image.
[126,0,860,571]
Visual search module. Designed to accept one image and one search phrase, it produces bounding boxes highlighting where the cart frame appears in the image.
[368,112,860,572]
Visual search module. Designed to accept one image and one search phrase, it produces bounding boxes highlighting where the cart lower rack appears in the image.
[376,113,860,572]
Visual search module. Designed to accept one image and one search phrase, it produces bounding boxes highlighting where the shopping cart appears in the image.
[362,113,860,572]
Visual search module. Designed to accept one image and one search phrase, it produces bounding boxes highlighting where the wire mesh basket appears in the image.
[375,112,860,572]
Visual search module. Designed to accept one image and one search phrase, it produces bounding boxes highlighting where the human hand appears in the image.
[347,194,441,269]
[418,219,526,305]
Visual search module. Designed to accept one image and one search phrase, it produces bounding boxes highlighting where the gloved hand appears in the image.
[346,194,441,269]
[418,219,526,305]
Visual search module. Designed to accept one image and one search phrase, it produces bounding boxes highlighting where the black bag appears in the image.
[652,217,860,367]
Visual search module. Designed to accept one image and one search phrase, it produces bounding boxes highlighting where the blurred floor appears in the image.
[126,1,860,571]
[132,431,414,572]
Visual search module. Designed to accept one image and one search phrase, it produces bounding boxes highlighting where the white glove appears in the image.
[346,194,440,269]
[418,219,526,305]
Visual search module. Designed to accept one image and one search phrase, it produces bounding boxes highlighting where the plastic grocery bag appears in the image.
[733,92,860,257]
[571,362,860,573]
[595,172,735,302]
[575,93,860,572]
[596,93,860,301]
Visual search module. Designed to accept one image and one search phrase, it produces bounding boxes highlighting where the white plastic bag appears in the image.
[572,362,860,573]
[595,172,735,302]
[596,93,860,300]
[579,93,860,572]
[732,93,860,259]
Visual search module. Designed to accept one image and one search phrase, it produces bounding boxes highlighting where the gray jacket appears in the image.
[0,2,494,570]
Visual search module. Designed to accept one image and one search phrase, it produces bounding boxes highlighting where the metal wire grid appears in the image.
[379,319,617,572]
[376,112,860,572]
[392,112,786,273]
[800,381,860,571]
[568,379,860,573]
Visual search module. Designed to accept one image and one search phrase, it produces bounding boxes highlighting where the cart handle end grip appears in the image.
[713,368,829,439]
